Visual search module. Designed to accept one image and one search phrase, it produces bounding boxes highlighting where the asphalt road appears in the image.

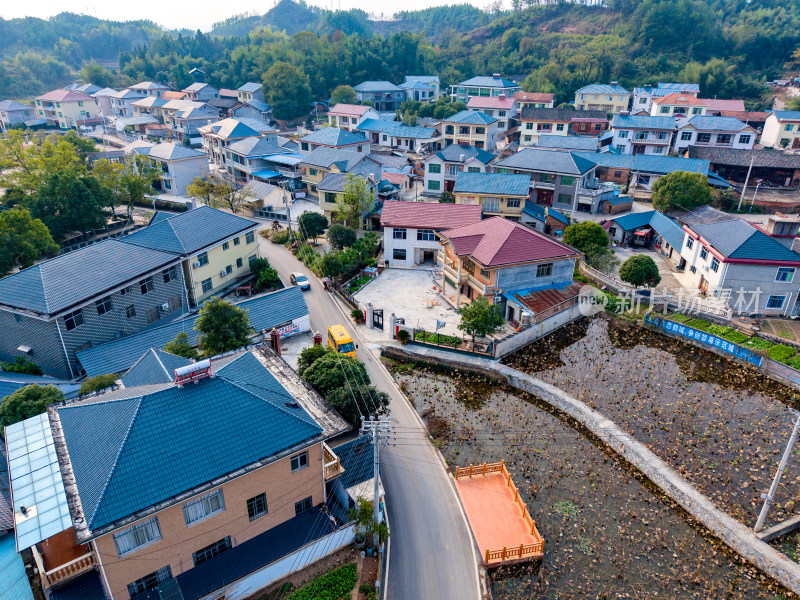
[257,228,480,600]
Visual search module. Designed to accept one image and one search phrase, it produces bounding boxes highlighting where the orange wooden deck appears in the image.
[454,462,544,566]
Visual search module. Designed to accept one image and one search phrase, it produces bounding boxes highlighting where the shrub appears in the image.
[0,385,64,429]
[1,356,43,376]
[686,318,712,330]
[164,331,199,359]
[722,331,750,345]
[298,345,328,376]
[271,229,290,244]
[351,308,365,323]
[79,374,117,395]
[284,563,357,600]
[415,330,461,347]
[744,337,773,349]
[768,344,797,363]
[396,329,410,344]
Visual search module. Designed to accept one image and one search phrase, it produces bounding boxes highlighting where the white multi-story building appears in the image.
[327,104,380,131]
[466,95,518,132]
[674,116,757,153]
[650,93,707,119]
[611,114,676,155]
[761,111,800,149]
[422,144,495,195]
[632,83,700,114]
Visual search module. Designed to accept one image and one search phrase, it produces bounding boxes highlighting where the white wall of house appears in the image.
[761,114,800,149]
[158,156,210,196]
[383,226,442,268]
[423,155,488,196]
[612,128,673,154]
[721,263,800,316]
[674,128,756,153]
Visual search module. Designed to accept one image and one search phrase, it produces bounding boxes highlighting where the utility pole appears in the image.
[282,181,293,242]
[738,155,755,211]
[360,415,391,546]
[755,412,800,533]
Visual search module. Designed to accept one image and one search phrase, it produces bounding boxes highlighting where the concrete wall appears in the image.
[159,156,209,196]
[95,444,326,600]
[495,257,575,292]
[494,303,582,357]
[383,227,440,268]
[184,229,259,305]
[0,311,72,380]
[722,263,800,316]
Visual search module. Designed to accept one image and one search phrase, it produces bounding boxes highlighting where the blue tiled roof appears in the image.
[77,287,309,376]
[522,201,546,222]
[576,83,630,95]
[453,172,530,196]
[432,144,494,164]
[771,111,800,120]
[610,210,657,231]
[121,206,258,256]
[357,119,437,139]
[495,149,596,175]
[354,81,402,92]
[683,115,750,131]
[458,76,518,89]
[335,435,375,489]
[548,207,569,225]
[148,211,173,226]
[0,240,179,316]
[609,210,687,251]
[58,353,323,530]
[0,372,80,400]
[611,114,676,130]
[48,570,107,600]
[633,83,699,95]
[573,152,709,175]
[605,194,632,206]
[121,349,192,388]
[691,219,800,262]
[300,127,369,147]
[537,135,598,151]
[443,110,497,125]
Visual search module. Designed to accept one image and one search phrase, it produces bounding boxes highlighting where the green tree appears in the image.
[80,61,115,88]
[262,62,312,121]
[563,221,611,262]
[93,155,159,216]
[298,344,329,376]
[164,331,199,360]
[0,208,59,274]
[619,254,661,287]
[302,352,369,399]
[457,296,504,347]
[28,172,111,240]
[327,223,357,249]
[298,211,328,242]
[61,130,97,154]
[0,130,87,193]
[651,171,712,213]
[326,384,388,427]
[79,374,117,395]
[186,173,251,213]
[335,174,373,229]
[194,297,251,356]
[0,385,64,430]
[319,250,345,278]
[1,356,43,376]
[439,191,455,204]
[330,85,357,105]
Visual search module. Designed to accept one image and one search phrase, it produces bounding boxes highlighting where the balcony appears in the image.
[443,263,469,283]
[32,544,96,591]
[323,442,345,481]
[631,136,670,145]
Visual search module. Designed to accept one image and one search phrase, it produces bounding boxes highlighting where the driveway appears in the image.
[256,227,481,600]
[611,246,684,293]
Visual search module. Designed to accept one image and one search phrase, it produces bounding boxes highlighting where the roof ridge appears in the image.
[219,373,319,428]
[165,218,187,254]
[153,350,173,382]
[87,396,144,528]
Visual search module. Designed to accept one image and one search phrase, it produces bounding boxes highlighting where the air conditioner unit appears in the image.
[220,270,228,278]
[160,303,169,311]
[192,261,201,269]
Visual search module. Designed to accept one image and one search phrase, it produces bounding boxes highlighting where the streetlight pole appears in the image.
[738,155,755,211]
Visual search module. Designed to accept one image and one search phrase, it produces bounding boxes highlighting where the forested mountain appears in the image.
[1,0,799,110]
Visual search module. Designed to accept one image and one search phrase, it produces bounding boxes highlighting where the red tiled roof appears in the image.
[160,91,188,100]
[35,89,93,102]
[507,282,583,314]
[699,98,746,112]
[467,96,515,109]
[380,200,482,230]
[513,92,554,103]
[383,172,410,185]
[441,216,580,267]
[652,93,706,106]
[719,110,769,121]
[219,89,239,98]
[329,103,372,116]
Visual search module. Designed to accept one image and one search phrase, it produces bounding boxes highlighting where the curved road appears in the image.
[257,229,480,600]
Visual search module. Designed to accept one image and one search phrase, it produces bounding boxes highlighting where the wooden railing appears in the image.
[455,460,545,564]
[32,545,96,590]
[323,442,345,480]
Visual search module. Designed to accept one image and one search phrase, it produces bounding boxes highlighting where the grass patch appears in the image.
[284,563,357,600]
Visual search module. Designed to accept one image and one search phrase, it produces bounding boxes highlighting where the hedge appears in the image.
[285,563,357,600]
[416,330,462,347]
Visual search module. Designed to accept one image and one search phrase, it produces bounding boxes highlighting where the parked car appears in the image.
[290,272,311,290]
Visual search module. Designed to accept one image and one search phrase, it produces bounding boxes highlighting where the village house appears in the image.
[761,111,800,149]
[298,127,369,153]
[400,75,441,101]
[64,82,103,95]
[317,172,378,222]
[353,81,405,111]
[676,206,800,316]
[573,82,630,114]
[136,142,209,196]
[441,110,499,151]
[5,345,360,600]
[236,82,264,104]
[650,93,707,118]
[242,180,288,216]
[229,97,273,126]
[687,147,800,189]
[356,119,440,154]
[513,91,555,110]
[674,116,757,153]
[575,152,712,191]
[519,108,608,146]
[536,135,598,152]
[453,172,531,221]
[611,114,676,155]
[128,81,172,97]
[34,89,99,130]
[570,111,609,136]
[0,100,35,131]
[92,87,117,120]
[298,147,380,195]
[200,117,278,166]
[438,217,581,324]
[131,96,168,121]
[700,98,746,115]
[381,200,481,268]
[110,88,147,118]
[422,144,495,195]
[183,82,219,102]
[327,104,380,131]
[632,83,700,114]
[602,210,686,256]
[168,106,220,146]
[450,74,520,103]
[466,94,518,132]
[519,202,571,233]
[225,137,303,187]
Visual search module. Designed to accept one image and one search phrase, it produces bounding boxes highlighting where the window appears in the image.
[653,147,664,154]
[710,257,720,272]
[140,276,154,294]
[222,241,229,251]
[64,309,84,331]
[523,135,531,142]
[162,265,177,283]
[245,231,255,244]
[428,180,440,191]
[776,267,796,282]
[428,163,441,174]
[301,142,310,151]
[417,229,436,241]
[468,167,481,173]
[660,106,670,114]
[498,168,511,175]
[680,131,692,141]
[739,134,751,145]
[393,228,407,240]
[291,452,308,472]
[560,176,575,186]
[197,252,209,266]
[113,517,161,556]
[233,237,240,246]
[124,305,136,319]
[146,306,160,324]
[295,497,313,515]
[556,123,565,131]
[506,199,520,208]
[786,124,794,132]
[540,174,553,183]
[479,267,490,280]
[525,122,533,130]
[697,133,711,143]
[193,537,232,566]
[536,262,553,278]
[246,493,269,521]
[183,489,225,525]
[767,295,786,309]
[538,123,552,131]
[498,110,506,117]
[225,264,233,275]
[95,296,113,315]
[557,194,572,204]
[639,97,647,104]
[690,265,697,274]
[308,167,317,175]
[236,258,243,269]
[127,566,172,597]
[201,278,213,293]
[613,170,623,178]
[692,107,703,115]
[618,131,629,139]
[392,249,407,261]
[717,134,732,144]
[686,237,694,249]
[700,246,708,260]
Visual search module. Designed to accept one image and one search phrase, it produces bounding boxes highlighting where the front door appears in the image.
[537,189,553,206]
[699,275,709,293]
[794,138,800,150]
[373,308,384,330]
